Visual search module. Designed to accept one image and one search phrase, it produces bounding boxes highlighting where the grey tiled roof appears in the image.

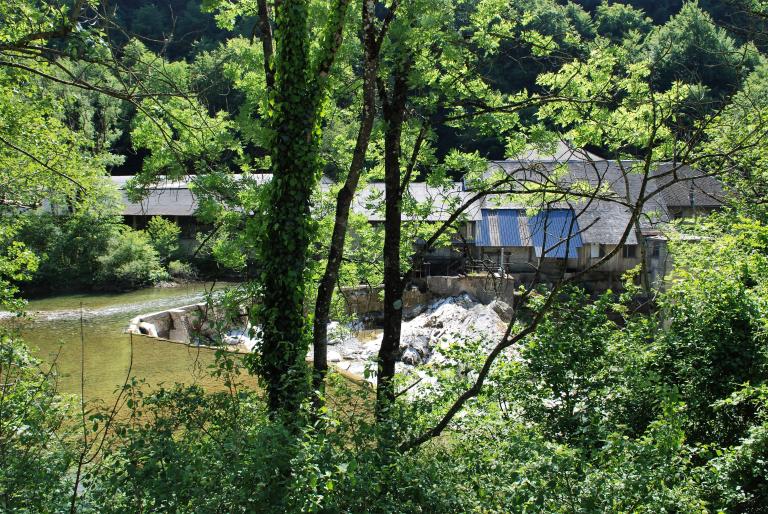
[352,182,472,222]
[119,187,198,217]
[508,140,604,162]
[479,160,642,244]
[110,155,724,247]
[112,174,272,217]
[481,158,725,238]
[653,164,725,208]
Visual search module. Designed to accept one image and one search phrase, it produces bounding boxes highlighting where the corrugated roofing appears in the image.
[475,208,584,258]
[528,209,583,258]
[476,209,523,247]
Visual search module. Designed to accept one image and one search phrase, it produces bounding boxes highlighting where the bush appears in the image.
[704,385,768,511]
[16,212,185,292]
[16,212,120,291]
[656,218,768,447]
[0,331,77,512]
[95,229,168,290]
[80,369,717,514]
[145,216,181,263]
[167,259,196,281]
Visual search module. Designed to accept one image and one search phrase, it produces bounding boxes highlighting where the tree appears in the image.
[0,332,78,512]
[595,1,653,41]
[310,0,392,406]
[645,2,757,98]
[146,216,181,264]
[203,0,353,413]
[370,0,601,418]
[398,31,766,451]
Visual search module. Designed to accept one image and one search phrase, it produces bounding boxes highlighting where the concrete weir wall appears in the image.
[127,273,616,344]
[126,303,207,342]
[127,277,518,344]
[342,275,520,319]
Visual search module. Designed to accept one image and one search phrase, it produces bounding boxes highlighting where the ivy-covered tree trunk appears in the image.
[258,0,316,414]
[257,0,350,414]
[376,64,410,418]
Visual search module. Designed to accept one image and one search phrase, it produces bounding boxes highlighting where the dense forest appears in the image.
[42,0,768,172]
[2,0,768,512]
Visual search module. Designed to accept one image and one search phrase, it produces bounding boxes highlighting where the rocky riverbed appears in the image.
[127,293,512,385]
[326,294,510,383]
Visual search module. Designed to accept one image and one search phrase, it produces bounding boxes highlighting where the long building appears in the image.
[111,144,725,288]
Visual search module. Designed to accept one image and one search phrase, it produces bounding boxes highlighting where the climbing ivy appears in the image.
[246,0,351,413]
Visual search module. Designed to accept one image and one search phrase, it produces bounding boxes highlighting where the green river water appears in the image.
[6,283,259,404]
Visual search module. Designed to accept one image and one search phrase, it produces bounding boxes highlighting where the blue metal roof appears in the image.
[476,208,583,258]
[476,209,522,247]
[528,209,583,258]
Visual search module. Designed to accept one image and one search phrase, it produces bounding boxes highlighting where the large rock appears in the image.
[396,294,507,366]
[489,299,514,323]
[400,347,422,366]
[327,349,343,363]
[331,294,508,371]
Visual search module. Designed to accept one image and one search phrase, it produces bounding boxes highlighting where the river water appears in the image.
[5,283,259,404]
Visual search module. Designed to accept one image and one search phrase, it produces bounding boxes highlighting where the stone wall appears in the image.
[341,272,624,320]
[422,275,518,304]
[340,276,521,320]
[339,285,434,321]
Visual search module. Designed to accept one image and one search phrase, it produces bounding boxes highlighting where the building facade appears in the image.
[111,145,724,288]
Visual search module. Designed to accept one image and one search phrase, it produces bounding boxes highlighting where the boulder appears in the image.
[396,294,506,366]
[489,299,514,322]
[400,347,422,366]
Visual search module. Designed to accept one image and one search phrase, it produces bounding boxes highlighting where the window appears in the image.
[622,245,637,259]
[651,243,660,258]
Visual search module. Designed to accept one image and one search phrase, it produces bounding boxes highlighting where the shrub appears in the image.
[0,331,77,512]
[704,385,768,511]
[95,229,168,290]
[167,259,196,281]
[145,216,181,263]
[16,212,120,291]
[81,370,717,514]
[656,219,768,447]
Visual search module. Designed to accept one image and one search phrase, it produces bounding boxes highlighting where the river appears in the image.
[5,283,259,404]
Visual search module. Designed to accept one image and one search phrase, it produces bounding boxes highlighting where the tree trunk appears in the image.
[376,65,409,419]
[312,0,380,406]
[257,0,350,415]
[259,0,316,414]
